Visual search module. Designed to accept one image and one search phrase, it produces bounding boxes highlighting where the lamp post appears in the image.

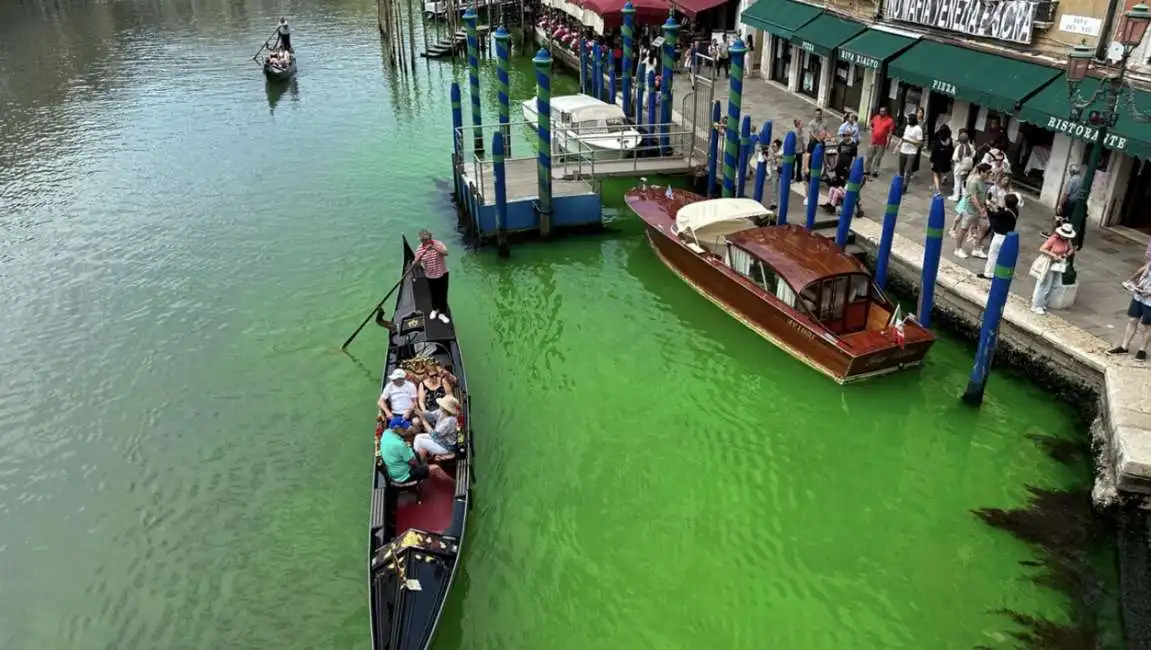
[1062,3,1151,284]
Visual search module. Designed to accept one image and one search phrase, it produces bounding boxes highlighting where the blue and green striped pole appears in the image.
[706,100,721,197]
[592,42,602,100]
[874,175,904,289]
[779,132,796,225]
[737,115,752,197]
[464,8,483,154]
[494,27,511,157]
[622,2,635,117]
[533,49,554,238]
[635,61,646,125]
[493,131,510,256]
[450,82,464,205]
[804,143,824,230]
[918,194,946,327]
[835,157,865,248]
[962,232,1019,406]
[660,14,679,152]
[753,121,772,204]
[721,38,747,196]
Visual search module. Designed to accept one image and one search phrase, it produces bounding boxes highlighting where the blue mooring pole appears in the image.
[609,55,618,105]
[592,42,602,101]
[533,49,554,239]
[835,157,865,249]
[492,131,510,257]
[635,62,646,126]
[579,39,589,95]
[918,194,946,327]
[706,100,721,197]
[962,232,1020,406]
[737,116,752,198]
[805,143,824,230]
[622,2,635,117]
[753,120,772,205]
[464,8,483,155]
[450,82,463,205]
[779,131,796,226]
[874,175,904,290]
[646,69,657,140]
[660,14,679,154]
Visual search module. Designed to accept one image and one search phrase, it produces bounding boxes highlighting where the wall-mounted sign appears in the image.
[1058,14,1102,36]
[883,0,1038,45]
[839,50,881,69]
[1045,116,1129,151]
[800,41,816,53]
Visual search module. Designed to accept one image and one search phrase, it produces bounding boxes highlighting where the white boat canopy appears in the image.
[674,199,768,245]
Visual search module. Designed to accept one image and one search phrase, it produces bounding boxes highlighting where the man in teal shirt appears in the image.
[379,427,451,483]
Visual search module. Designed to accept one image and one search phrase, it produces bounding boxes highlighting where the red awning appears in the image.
[673,0,728,17]
[579,0,672,27]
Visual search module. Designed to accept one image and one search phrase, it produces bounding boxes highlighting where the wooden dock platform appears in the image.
[552,155,697,179]
[463,158,592,205]
[422,25,490,59]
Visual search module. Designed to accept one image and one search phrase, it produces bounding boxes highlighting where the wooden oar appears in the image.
[251,30,279,60]
[340,263,417,351]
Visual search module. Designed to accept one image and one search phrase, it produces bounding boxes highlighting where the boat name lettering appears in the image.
[883,0,1037,45]
[839,51,880,69]
[1045,116,1128,150]
[930,80,957,96]
[787,320,818,341]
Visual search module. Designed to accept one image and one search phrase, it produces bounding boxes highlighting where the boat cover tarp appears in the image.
[675,198,766,246]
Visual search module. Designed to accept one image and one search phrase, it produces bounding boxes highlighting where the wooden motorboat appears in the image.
[522,94,643,161]
[626,188,935,383]
[369,236,472,650]
[263,49,297,81]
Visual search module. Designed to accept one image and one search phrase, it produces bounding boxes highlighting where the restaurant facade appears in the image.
[740,0,1151,238]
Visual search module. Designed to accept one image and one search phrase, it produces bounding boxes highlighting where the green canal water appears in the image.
[0,1,1106,648]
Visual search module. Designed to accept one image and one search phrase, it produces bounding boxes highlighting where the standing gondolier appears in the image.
[276,17,292,52]
[414,229,451,324]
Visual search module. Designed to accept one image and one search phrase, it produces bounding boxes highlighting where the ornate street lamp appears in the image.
[1061,3,1151,285]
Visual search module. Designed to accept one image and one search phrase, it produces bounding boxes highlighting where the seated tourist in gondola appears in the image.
[413,395,460,460]
[379,368,418,428]
[379,425,452,484]
[417,365,454,414]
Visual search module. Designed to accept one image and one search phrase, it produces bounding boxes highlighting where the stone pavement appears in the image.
[672,73,1151,346]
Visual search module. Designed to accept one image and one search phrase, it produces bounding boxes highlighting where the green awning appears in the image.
[789,14,866,58]
[836,29,916,70]
[740,0,822,41]
[1018,78,1151,160]
[887,40,1061,114]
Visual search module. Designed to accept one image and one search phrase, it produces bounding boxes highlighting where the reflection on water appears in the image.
[265,78,299,115]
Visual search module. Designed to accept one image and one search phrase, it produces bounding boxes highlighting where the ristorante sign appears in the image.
[883,0,1038,45]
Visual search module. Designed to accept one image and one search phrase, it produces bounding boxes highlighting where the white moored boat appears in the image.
[521,94,643,161]
[424,0,492,18]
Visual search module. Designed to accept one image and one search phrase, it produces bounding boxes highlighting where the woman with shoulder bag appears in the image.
[949,129,975,201]
[1029,223,1076,315]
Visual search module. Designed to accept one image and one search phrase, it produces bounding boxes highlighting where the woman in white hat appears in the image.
[413,395,461,459]
[1030,222,1076,315]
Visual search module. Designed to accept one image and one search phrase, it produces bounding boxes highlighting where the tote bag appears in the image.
[1028,255,1052,280]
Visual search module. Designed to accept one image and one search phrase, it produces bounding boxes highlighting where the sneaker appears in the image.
[977,273,993,280]
[1138,350,1147,362]
[953,249,969,259]
[438,313,451,324]
[972,249,988,259]
[430,310,439,320]
[1031,307,1047,315]
[1107,346,1129,354]
[948,195,960,202]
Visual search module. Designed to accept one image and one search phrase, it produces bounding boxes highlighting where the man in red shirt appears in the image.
[865,107,896,178]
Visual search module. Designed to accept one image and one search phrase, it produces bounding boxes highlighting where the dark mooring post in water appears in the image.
[918,194,946,327]
[706,100,721,197]
[753,120,771,204]
[874,175,903,289]
[646,69,657,132]
[805,143,824,230]
[660,14,679,153]
[464,8,484,155]
[635,61,646,125]
[779,131,796,226]
[622,2,635,117]
[579,37,588,94]
[834,157,865,248]
[533,48,554,238]
[495,26,511,157]
[492,131,510,257]
[450,82,463,205]
[592,42,602,100]
[962,232,1019,405]
[737,115,752,198]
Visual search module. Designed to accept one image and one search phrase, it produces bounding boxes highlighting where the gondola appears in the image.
[368,236,473,650]
[263,49,297,81]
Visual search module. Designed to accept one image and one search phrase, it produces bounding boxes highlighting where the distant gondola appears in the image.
[263,49,297,81]
[368,236,473,650]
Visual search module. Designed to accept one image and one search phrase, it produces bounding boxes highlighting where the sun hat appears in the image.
[389,369,407,381]
[1056,223,1077,239]
[436,395,460,415]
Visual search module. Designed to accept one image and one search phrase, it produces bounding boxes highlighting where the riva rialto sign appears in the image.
[1046,116,1129,150]
[884,0,1037,44]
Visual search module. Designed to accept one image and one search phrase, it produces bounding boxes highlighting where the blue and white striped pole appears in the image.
[779,132,796,226]
[493,131,510,256]
[737,115,752,198]
[464,8,483,154]
[962,232,1019,406]
[660,14,679,153]
[874,175,904,289]
[835,157,866,248]
[918,195,946,327]
[753,121,772,204]
[622,2,635,117]
[706,100,721,197]
[495,27,511,157]
[805,143,824,230]
[533,49,554,238]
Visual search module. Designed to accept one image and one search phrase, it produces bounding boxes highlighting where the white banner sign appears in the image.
[883,0,1037,45]
[1059,14,1102,36]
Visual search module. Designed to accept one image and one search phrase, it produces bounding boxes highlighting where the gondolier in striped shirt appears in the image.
[415,229,451,324]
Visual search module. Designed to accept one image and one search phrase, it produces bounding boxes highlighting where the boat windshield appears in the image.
[575,118,627,134]
[797,273,876,334]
